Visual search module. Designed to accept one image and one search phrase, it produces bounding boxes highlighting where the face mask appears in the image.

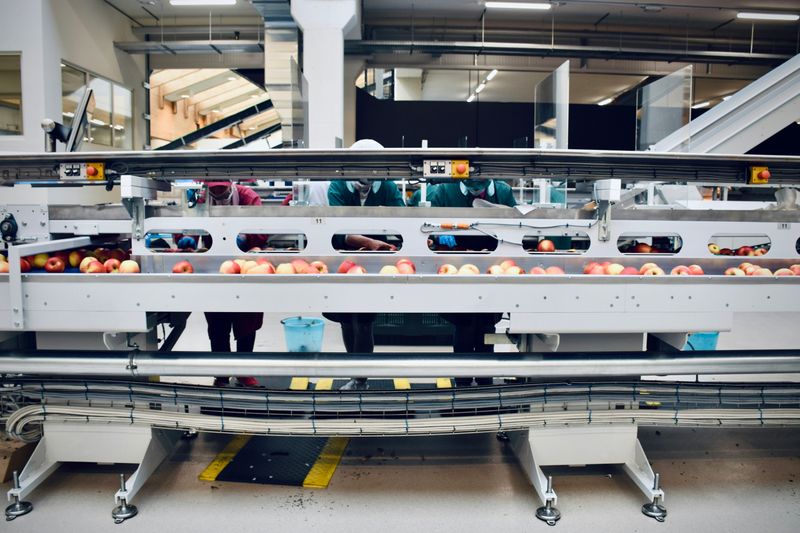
[209,186,233,204]
[464,179,488,195]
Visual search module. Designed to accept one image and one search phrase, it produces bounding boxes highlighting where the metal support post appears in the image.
[4,471,33,521]
[111,474,138,524]
[535,476,561,526]
[640,472,668,522]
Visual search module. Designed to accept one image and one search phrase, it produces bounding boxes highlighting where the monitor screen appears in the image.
[65,88,95,153]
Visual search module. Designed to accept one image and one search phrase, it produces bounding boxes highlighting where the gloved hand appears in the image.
[177,236,197,250]
[236,234,247,250]
[186,189,198,208]
[438,235,457,248]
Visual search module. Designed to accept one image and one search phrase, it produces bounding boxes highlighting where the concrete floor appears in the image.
[2,312,800,532]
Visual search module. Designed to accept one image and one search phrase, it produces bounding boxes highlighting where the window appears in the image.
[61,63,133,149]
[0,54,22,135]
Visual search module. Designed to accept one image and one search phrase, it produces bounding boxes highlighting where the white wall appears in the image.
[0,0,146,152]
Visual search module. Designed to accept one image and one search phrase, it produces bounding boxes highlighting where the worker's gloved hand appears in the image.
[235,234,247,250]
[186,189,198,208]
[177,236,197,250]
[437,235,457,249]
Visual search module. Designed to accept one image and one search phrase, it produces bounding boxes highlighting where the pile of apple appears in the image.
[439,260,565,275]
[724,262,799,276]
[708,243,768,256]
[584,262,703,275]
[624,242,670,254]
[79,255,140,274]
[0,248,139,274]
[218,258,328,275]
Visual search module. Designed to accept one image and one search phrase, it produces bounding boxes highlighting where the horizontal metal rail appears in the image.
[1,349,799,378]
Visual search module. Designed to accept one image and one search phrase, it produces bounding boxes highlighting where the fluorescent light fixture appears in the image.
[475,83,487,94]
[485,2,551,10]
[63,111,75,118]
[691,101,710,109]
[597,97,614,106]
[113,125,125,131]
[486,69,498,81]
[180,94,190,99]
[250,94,258,98]
[466,94,476,103]
[170,0,237,6]
[737,12,799,22]
[212,109,222,114]
[90,118,105,126]
[227,76,237,81]
[60,63,66,68]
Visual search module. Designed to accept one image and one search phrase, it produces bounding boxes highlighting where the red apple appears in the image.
[92,248,111,263]
[0,262,8,274]
[68,250,85,268]
[246,264,273,274]
[396,259,416,273]
[79,257,101,273]
[631,243,652,254]
[620,266,639,275]
[119,260,140,273]
[486,265,504,275]
[234,259,247,270]
[739,262,754,271]
[380,265,400,275]
[790,264,800,276]
[19,258,31,273]
[587,265,606,275]
[499,259,517,270]
[528,266,547,275]
[44,257,66,273]
[687,264,704,276]
[735,246,754,256]
[545,266,565,275]
[670,265,691,276]
[708,244,720,255]
[346,265,367,274]
[85,262,105,273]
[337,260,356,274]
[32,253,49,269]
[276,263,296,274]
[219,260,241,274]
[103,258,121,273]
[439,264,458,275]
[310,261,328,274]
[724,267,745,276]
[537,240,556,252]
[291,259,310,272]
[639,263,659,275]
[642,266,665,276]
[719,248,734,256]
[241,260,259,274]
[0,254,6,263]
[504,266,525,275]
[754,248,768,256]
[109,248,127,262]
[774,268,795,276]
[751,268,772,276]
[605,263,624,275]
[172,260,193,274]
[457,264,480,275]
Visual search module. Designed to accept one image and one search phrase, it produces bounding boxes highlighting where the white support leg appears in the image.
[114,428,179,504]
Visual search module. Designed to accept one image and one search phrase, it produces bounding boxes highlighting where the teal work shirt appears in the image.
[328,180,405,207]
[408,181,517,207]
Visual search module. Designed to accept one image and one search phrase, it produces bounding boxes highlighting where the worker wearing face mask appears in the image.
[324,139,405,390]
[203,181,265,387]
[410,178,516,387]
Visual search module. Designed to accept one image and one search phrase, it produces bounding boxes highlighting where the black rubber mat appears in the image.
[215,436,328,486]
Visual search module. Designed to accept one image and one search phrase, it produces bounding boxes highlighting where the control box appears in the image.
[422,160,470,179]
[59,162,105,180]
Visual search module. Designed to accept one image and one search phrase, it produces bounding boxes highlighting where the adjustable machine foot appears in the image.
[5,471,33,521]
[111,474,139,524]
[535,476,561,526]
[640,473,667,522]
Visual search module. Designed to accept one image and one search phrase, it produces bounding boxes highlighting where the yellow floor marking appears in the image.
[393,378,411,390]
[290,377,310,390]
[315,378,334,390]
[303,437,350,489]
[436,378,452,388]
[198,434,252,481]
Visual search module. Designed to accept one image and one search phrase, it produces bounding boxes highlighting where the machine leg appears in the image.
[111,474,138,524]
[622,439,667,521]
[509,431,561,524]
[640,473,668,522]
[535,476,561,526]
[5,436,60,504]
[5,471,34,521]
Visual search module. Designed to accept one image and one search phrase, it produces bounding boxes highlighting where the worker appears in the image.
[410,178,516,387]
[324,139,405,390]
[203,180,265,387]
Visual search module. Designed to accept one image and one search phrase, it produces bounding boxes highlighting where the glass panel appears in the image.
[0,54,22,135]
[523,232,589,254]
[238,233,307,252]
[61,64,85,127]
[88,76,112,146]
[427,234,497,253]
[618,234,683,254]
[635,65,692,151]
[330,233,402,252]
[533,60,569,149]
[144,231,212,253]
[112,84,132,149]
[708,235,770,256]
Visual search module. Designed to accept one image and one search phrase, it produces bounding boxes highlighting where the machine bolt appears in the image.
[111,474,138,524]
[641,472,667,522]
[535,475,561,526]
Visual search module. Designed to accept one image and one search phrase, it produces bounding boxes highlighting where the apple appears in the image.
[109,248,127,262]
[258,261,276,274]
[380,265,400,275]
[642,266,665,276]
[241,260,259,274]
[774,268,795,276]
[19,258,31,273]
[486,265,505,275]
[0,262,8,274]
[310,261,328,274]
[735,246,754,256]
[754,248,768,256]
[248,247,262,253]
[719,248,734,256]
[219,260,241,274]
[0,253,6,263]
[587,265,606,275]
[457,264,480,275]
[53,251,70,263]
[396,259,416,273]
[92,248,111,263]
[246,264,273,274]
[605,263,624,275]
[670,265,691,276]
[639,263,659,274]
[103,258,121,273]
[337,260,356,274]
[631,243,652,254]
[32,253,49,269]
[708,243,720,255]
[275,263,296,274]
[172,260,193,274]
[724,267,745,276]
[744,265,760,276]
[504,266,525,275]
[790,264,800,276]
[438,264,458,275]
[347,265,367,274]
[79,256,101,273]
[620,266,640,275]
[68,250,86,268]
[43,257,66,273]
[751,268,772,276]
[291,259,310,272]
[738,262,754,271]
[528,266,547,275]
[687,264,704,276]
[583,262,597,274]
[119,260,140,273]
[499,259,517,270]
[537,240,556,252]
[545,266,565,275]
[86,261,105,274]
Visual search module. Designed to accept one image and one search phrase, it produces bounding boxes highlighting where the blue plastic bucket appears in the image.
[281,316,325,352]
[684,332,719,351]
